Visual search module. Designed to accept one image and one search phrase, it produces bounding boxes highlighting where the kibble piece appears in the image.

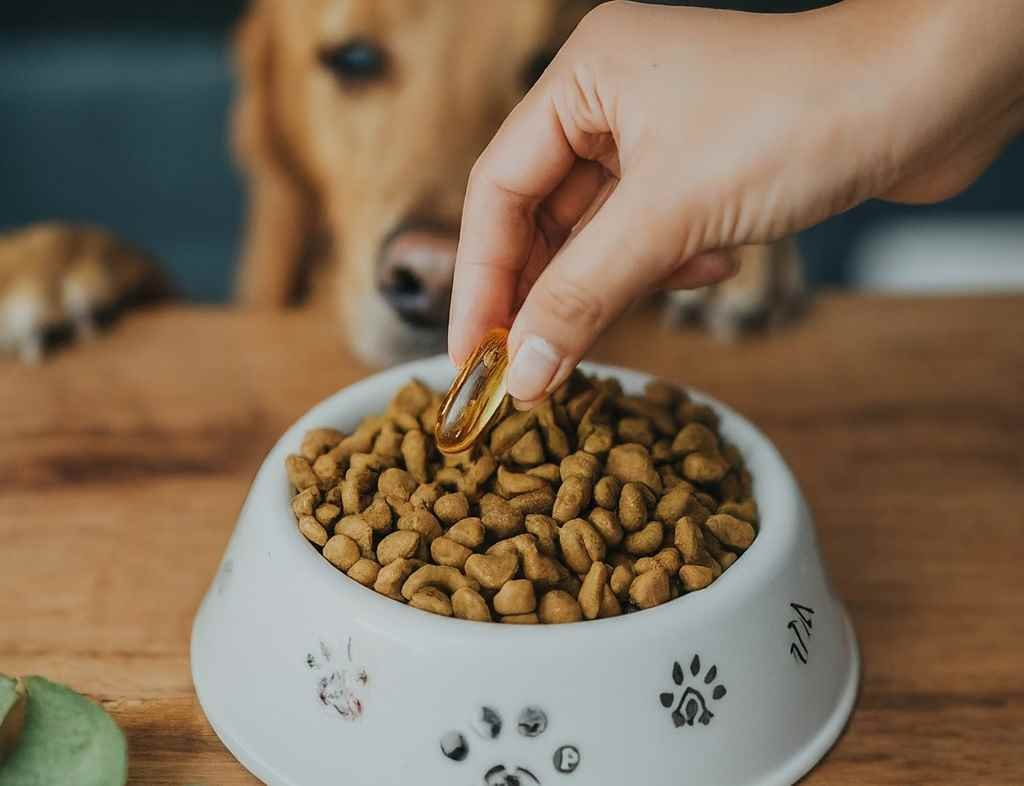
[361,495,394,532]
[335,515,375,557]
[300,428,345,461]
[376,530,422,566]
[579,562,611,620]
[493,580,537,615]
[526,463,561,483]
[490,410,535,454]
[402,564,477,599]
[396,509,443,544]
[552,475,593,523]
[508,487,556,515]
[610,563,635,600]
[507,428,545,465]
[391,378,434,416]
[461,452,497,499]
[522,551,562,588]
[719,552,738,570]
[372,422,405,459]
[651,439,674,464]
[286,455,320,491]
[479,493,525,537]
[379,467,418,500]
[409,587,453,616]
[400,429,431,484]
[430,536,473,569]
[313,453,342,486]
[443,516,484,550]
[593,475,622,509]
[298,516,328,547]
[718,499,758,523]
[315,503,341,526]
[291,486,320,517]
[617,417,656,447]
[673,517,707,562]
[588,507,624,547]
[559,518,606,574]
[501,613,539,624]
[538,590,583,624]
[655,484,708,526]
[680,564,716,591]
[464,552,519,590]
[618,482,648,531]
[560,451,602,482]
[704,513,756,551]
[607,444,663,493]
[409,482,443,510]
[451,587,492,621]
[347,558,381,587]
[672,423,719,457]
[644,380,683,408]
[682,453,730,484]
[341,473,371,514]
[487,533,540,558]
[629,566,671,609]
[618,395,676,436]
[374,557,422,600]
[434,492,470,525]
[536,400,571,460]
[525,514,559,556]
[323,533,361,571]
[623,521,665,556]
[497,466,548,495]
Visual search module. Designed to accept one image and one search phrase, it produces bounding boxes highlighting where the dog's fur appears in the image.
[0,0,803,364]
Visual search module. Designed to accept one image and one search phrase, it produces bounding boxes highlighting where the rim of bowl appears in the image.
[251,356,803,647]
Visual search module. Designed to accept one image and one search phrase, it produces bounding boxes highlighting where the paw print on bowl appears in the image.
[659,654,727,728]
[439,706,581,784]
[304,638,368,720]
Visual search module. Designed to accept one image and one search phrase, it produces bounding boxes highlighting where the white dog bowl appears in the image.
[191,356,859,786]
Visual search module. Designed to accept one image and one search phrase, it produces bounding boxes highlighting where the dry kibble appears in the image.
[291,486,320,517]
[538,590,583,624]
[508,487,556,515]
[680,564,716,591]
[323,533,361,571]
[464,552,519,590]
[298,515,328,547]
[479,493,525,537]
[409,587,453,616]
[347,558,381,587]
[434,492,469,524]
[493,580,536,615]
[618,482,649,531]
[376,530,423,566]
[624,521,665,556]
[397,509,443,544]
[705,513,756,551]
[552,475,592,523]
[629,566,671,609]
[452,587,492,621]
[374,558,422,600]
[682,453,730,484]
[291,371,757,622]
[559,518,606,574]
[286,455,320,491]
[315,503,341,526]
[379,467,418,500]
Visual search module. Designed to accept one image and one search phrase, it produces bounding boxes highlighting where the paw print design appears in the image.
[659,654,727,728]
[439,706,581,784]
[305,638,368,720]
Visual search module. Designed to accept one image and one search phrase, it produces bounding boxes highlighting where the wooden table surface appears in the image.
[2,295,1022,785]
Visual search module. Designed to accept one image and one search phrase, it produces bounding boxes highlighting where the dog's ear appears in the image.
[232,0,318,307]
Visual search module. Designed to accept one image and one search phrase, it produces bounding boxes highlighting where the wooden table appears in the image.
[2,296,1022,785]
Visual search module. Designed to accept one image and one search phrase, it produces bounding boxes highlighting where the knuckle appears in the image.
[537,278,604,334]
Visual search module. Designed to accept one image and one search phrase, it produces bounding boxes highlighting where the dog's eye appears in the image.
[522,49,556,89]
[319,38,388,85]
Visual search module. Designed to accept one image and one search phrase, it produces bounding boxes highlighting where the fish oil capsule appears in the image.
[435,328,509,454]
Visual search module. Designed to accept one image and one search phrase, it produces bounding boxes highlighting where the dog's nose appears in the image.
[377,229,456,328]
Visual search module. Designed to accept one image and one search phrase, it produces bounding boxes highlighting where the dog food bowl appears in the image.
[191,356,859,786]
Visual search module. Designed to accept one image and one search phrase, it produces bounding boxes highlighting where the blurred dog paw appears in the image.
[661,240,807,340]
[0,223,168,363]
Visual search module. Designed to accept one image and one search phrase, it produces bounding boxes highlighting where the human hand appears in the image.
[448,0,1024,406]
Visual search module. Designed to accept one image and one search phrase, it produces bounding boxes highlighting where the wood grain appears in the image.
[2,296,1022,784]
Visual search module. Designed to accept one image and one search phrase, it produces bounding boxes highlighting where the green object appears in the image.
[0,676,126,786]
[0,676,27,762]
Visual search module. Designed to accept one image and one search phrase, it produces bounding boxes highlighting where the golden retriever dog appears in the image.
[0,0,803,365]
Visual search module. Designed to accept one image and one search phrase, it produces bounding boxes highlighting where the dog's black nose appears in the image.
[377,228,456,328]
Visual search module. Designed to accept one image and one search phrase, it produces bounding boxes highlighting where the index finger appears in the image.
[448,85,576,366]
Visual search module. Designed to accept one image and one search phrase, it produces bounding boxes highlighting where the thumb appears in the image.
[505,176,700,406]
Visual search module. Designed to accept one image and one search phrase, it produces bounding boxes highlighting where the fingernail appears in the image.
[507,335,562,403]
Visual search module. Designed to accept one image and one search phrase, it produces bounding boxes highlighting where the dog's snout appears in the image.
[376,228,457,329]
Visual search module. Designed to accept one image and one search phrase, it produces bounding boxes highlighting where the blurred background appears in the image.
[2,0,1021,302]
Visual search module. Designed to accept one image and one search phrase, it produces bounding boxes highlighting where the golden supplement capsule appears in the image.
[435,328,509,454]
